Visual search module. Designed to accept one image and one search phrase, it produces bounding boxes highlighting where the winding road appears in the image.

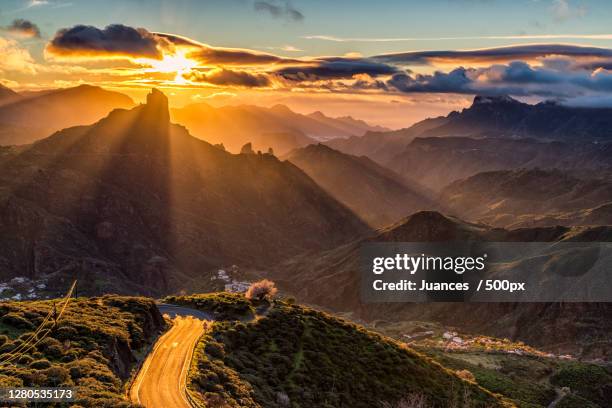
[129,305,212,408]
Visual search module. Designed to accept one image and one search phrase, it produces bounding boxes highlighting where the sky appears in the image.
[2,0,612,128]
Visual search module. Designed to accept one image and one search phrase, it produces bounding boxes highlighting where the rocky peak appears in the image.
[143,88,170,123]
[472,94,521,107]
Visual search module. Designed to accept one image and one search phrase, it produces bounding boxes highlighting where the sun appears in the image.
[138,50,198,83]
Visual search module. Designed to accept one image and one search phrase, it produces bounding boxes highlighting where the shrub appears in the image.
[42,366,71,386]
[245,280,277,301]
[455,369,476,383]
[29,359,51,369]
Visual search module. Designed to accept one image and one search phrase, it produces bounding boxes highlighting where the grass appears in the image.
[186,293,511,408]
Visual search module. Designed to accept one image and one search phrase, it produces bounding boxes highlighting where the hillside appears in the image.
[387,136,612,190]
[0,295,165,407]
[0,85,134,146]
[171,103,386,155]
[273,211,612,359]
[0,84,19,102]
[441,169,612,227]
[0,89,370,297]
[175,294,508,408]
[284,144,436,227]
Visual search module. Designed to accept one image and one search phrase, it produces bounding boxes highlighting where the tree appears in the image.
[245,279,278,301]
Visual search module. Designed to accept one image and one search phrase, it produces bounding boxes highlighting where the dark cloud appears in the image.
[254,1,304,22]
[374,44,612,66]
[187,47,296,66]
[46,24,166,59]
[4,19,41,38]
[276,58,399,81]
[378,61,612,98]
[184,68,271,87]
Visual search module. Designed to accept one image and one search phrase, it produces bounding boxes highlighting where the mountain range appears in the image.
[0,89,369,296]
[171,102,387,155]
[326,95,612,190]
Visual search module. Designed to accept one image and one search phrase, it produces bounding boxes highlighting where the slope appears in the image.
[0,84,134,146]
[0,89,370,296]
[273,211,612,359]
[175,294,509,408]
[285,143,436,227]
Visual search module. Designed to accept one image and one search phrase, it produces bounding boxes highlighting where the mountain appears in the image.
[387,136,612,190]
[441,168,612,227]
[422,95,612,140]
[284,144,436,227]
[172,293,507,408]
[325,115,449,165]
[171,103,387,155]
[273,211,612,359]
[0,84,19,102]
[325,95,612,180]
[0,89,370,296]
[0,85,134,146]
[307,110,389,135]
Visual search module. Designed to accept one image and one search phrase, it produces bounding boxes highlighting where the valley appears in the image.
[0,84,610,407]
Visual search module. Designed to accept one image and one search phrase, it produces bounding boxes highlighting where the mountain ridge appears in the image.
[284,143,436,227]
[0,89,370,296]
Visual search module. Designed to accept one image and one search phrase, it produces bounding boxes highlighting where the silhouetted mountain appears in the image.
[274,211,612,358]
[441,169,612,227]
[326,96,612,177]
[284,144,436,227]
[0,89,369,296]
[171,103,386,154]
[423,95,612,140]
[0,85,134,146]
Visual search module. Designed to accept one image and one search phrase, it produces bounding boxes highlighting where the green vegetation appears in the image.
[550,362,612,407]
[186,294,509,408]
[0,296,165,407]
[372,319,612,408]
[414,348,611,408]
[165,292,256,320]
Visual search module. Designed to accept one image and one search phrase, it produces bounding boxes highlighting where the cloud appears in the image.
[0,37,39,74]
[183,68,271,87]
[276,58,399,81]
[550,0,586,22]
[254,1,304,22]
[192,91,237,102]
[303,33,612,42]
[187,46,293,66]
[3,19,41,38]
[373,44,612,66]
[377,61,612,98]
[46,24,168,60]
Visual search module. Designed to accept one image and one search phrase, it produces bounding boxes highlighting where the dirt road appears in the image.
[130,315,205,408]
